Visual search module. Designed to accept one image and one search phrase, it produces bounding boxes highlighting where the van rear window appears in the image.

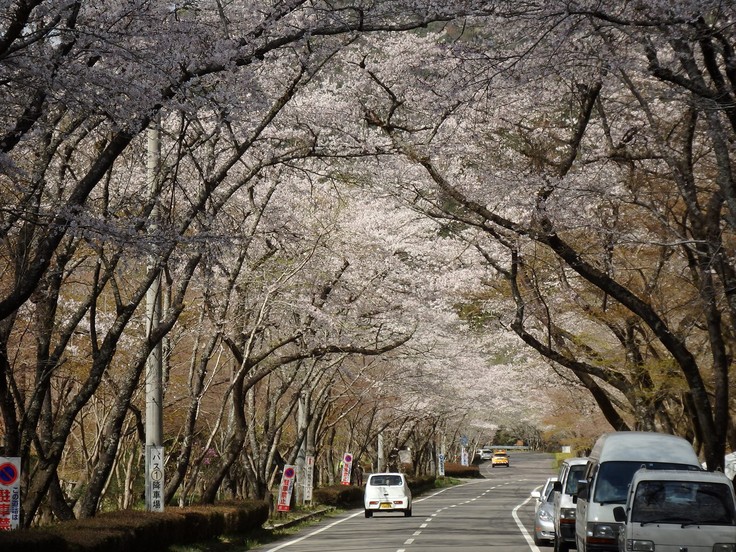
[595,462,701,504]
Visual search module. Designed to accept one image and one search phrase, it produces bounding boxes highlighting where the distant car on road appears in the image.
[479,448,494,461]
[491,450,510,468]
[364,472,412,518]
[531,476,558,546]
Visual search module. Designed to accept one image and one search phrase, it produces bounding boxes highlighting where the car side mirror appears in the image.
[552,481,562,493]
[613,506,626,522]
[530,490,541,499]
[576,480,589,501]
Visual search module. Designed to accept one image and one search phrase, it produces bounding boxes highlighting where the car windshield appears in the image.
[594,462,701,504]
[543,483,556,503]
[631,480,736,525]
[369,475,403,486]
[565,464,587,494]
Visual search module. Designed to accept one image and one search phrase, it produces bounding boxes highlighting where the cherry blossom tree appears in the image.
[327,0,736,469]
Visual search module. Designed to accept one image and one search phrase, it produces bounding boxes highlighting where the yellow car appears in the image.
[491,450,510,468]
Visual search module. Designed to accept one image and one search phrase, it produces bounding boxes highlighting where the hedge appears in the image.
[0,499,269,552]
[443,463,482,478]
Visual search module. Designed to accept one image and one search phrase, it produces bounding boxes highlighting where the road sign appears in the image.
[145,445,165,512]
[0,463,18,486]
[340,453,353,485]
[0,457,21,531]
[304,456,314,502]
[277,465,297,512]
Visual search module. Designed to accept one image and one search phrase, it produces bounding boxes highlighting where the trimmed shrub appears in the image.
[0,499,269,552]
[0,528,68,552]
[443,463,481,478]
[407,475,436,494]
[312,484,364,508]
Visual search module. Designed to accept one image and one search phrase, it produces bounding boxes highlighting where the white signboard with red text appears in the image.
[304,455,314,502]
[277,465,296,512]
[340,453,353,485]
[0,457,21,530]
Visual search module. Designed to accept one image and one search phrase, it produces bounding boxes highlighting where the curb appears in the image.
[264,506,333,530]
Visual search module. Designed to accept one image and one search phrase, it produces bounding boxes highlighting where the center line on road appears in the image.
[420,523,428,528]
[404,538,415,545]
[413,530,422,536]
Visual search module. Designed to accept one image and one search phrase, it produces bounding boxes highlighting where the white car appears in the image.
[479,448,494,461]
[364,472,412,518]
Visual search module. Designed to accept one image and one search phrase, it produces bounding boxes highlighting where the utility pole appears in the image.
[145,116,164,512]
[377,432,384,472]
[296,393,307,504]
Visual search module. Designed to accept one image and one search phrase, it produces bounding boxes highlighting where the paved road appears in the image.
[256,451,557,552]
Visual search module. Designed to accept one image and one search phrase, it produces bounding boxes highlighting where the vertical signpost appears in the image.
[277,466,296,512]
[0,457,21,530]
[340,453,353,485]
[460,435,469,466]
[303,455,314,502]
[146,446,165,512]
[438,453,445,477]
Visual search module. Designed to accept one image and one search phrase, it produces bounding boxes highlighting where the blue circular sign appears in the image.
[284,467,295,478]
[0,462,18,485]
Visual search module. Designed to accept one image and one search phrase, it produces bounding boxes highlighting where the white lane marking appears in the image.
[262,510,363,551]
[264,478,488,551]
[404,538,415,545]
[512,492,541,552]
[420,523,428,528]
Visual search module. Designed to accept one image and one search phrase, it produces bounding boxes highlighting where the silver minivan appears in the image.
[575,431,701,552]
[613,469,736,552]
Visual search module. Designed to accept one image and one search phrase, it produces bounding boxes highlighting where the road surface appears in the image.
[256,451,557,552]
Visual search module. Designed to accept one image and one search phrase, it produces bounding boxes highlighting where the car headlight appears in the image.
[625,540,654,552]
[714,545,736,552]
[587,522,620,544]
[538,509,553,522]
[589,523,617,538]
[560,507,576,521]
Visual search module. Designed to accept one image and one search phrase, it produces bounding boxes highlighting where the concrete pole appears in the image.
[145,116,164,511]
[295,393,307,504]
[377,432,384,473]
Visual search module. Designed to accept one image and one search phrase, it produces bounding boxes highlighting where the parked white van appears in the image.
[574,431,701,552]
[552,456,589,552]
[613,469,736,552]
